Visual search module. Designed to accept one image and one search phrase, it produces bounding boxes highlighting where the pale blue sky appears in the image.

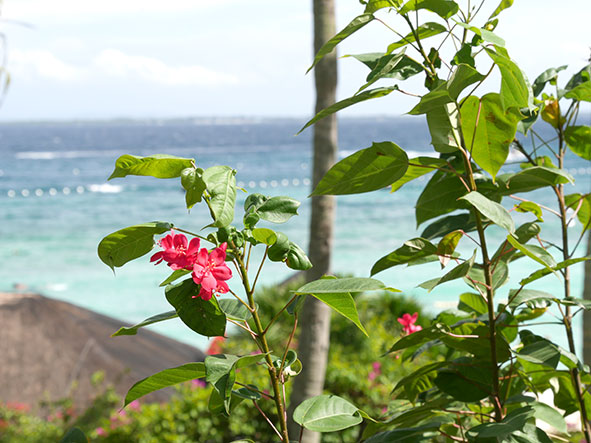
[2,0,590,121]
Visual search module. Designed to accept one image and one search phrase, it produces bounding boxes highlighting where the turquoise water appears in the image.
[1,117,589,352]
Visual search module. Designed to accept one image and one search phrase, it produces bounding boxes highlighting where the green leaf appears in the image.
[298,86,398,134]
[452,44,475,67]
[454,22,505,47]
[418,250,476,291]
[303,292,368,336]
[518,341,561,368]
[532,65,568,96]
[489,0,514,19]
[421,213,476,239]
[485,47,530,110]
[514,201,543,222]
[415,173,467,226]
[386,323,448,354]
[59,428,88,443]
[296,277,386,294]
[531,401,567,434]
[461,93,522,178]
[460,191,514,233]
[218,299,251,322]
[458,292,487,315]
[387,22,447,54]
[426,102,461,152]
[392,361,447,401]
[348,52,424,81]
[466,406,537,440]
[566,193,591,231]
[308,14,374,73]
[205,354,266,414]
[311,142,408,196]
[98,222,172,270]
[108,154,194,180]
[565,125,591,160]
[267,231,290,262]
[112,311,178,337]
[371,238,437,275]
[408,87,453,115]
[159,269,191,287]
[391,157,446,192]
[435,369,490,402]
[437,230,462,268]
[293,395,362,432]
[521,257,591,285]
[255,196,300,223]
[564,81,591,102]
[365,0,401,13]
[498,166,574,194]
[124,363,205,406]
[447,64,485,99]
[508,289,553,309]
[181,167,206,209]
[399,0,459,19]
[357,50,407,94]
[203,166,236,228]
[465,261,509,292]
[251,227,277,245]
[165,279,226,337]
[286,241,313,271]
[507,235,556,277]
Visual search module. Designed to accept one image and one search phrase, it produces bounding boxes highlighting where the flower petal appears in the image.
[187,238,201,255]
[209,247,226,266]
[173,232,188,250]
[212,264,232,281]
[196,248,209,267]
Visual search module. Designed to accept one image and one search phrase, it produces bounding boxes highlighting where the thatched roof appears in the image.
[0,292,204,410]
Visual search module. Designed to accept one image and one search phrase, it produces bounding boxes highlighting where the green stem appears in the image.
[235,254,290,441]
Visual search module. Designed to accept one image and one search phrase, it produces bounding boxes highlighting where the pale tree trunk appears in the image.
[584,230,591,363]
[287,0,337,441]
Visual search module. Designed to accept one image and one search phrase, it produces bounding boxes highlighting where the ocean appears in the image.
[1,117,590,351]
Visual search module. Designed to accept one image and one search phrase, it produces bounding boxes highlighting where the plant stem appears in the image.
[235,254,290,441]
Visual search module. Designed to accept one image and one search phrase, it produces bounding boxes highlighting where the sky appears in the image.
[1,0,590,121]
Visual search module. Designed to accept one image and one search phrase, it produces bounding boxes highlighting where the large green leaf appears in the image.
[415,173,467,226]
[181,167,206,209]
[308,14,374,73]
[426,102,461,152]
[386,323,448,354]
[461,93,521,178]
[408,87,453,115]
[203,166,236,228]
[286,241,313,271]
[392,361,447,401]
[371,238,437,275]
[391,157,446,192]
[108,154,194,180]
[218,299,251,322]
[437,230,462,268]
[565,125,591,160]
[485,47,530,110]
[565,193,591,231]
[520,257,591,285]
[489,0,514,19]
[165,279,226,337]
[124,363,205,406]
[460,191,515,233]
[564,81,591,102]
[298,86,398,134]
[112,311,178,337]
[466,407,540,440]
[518,341,561,368]
[311,142,408,195]
[532,65,568,96]
[399,0,459,19]
[348,52,424,81]
[434,368,490,402]
[293,395,363,432]
[508,289,553,309]
[421,213,476,239]
[296,277,387,294]
[98,222,172,270]
[205,354,266,414]
[418,251,476,291]
[159,269,191,287]
[387,22,447,54]
[506,235,556,276]
[454,22,505,46]
[357,50,407,94]
[497,166,574,194]
[255,196,300,223]
[302,292,368,336]
[447,64,485,99]
[365,0,400,13]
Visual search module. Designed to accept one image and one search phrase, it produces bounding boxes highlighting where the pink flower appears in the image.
[191,243,232,300]
[191,379,206,389]
[128,400,141,411]
[206,336,225,355]
[96,427,106,436]
[150,230,200,270]
[397,312,423,335]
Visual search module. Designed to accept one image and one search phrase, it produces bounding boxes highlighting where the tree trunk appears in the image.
[584,231,591,363]
[287,1,337,441]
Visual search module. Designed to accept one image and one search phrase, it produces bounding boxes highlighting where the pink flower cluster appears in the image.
[397,312,422,335]
[151,230,232,301]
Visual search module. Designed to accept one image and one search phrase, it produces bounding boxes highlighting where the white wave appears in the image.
[45,283,68,292]
[88,183,122,193]
[15,149,121,160]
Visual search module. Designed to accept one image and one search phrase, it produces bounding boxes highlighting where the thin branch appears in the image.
[253,400,283,441]
[264,293,300,336]
[251,246,269,293]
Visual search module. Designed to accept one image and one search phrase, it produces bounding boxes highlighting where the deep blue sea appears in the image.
[1,117,590,351]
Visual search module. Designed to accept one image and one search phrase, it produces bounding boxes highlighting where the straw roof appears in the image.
[0,292,204,411]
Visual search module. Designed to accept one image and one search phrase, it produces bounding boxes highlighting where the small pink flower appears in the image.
[128,400,141,411]
[397,312,423,335]
[206,336,225,355]
[372,361,381,372]
[192,243,232,300]
[191,379,206,388]
[96,427,106,436]
[150,230,200,271]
